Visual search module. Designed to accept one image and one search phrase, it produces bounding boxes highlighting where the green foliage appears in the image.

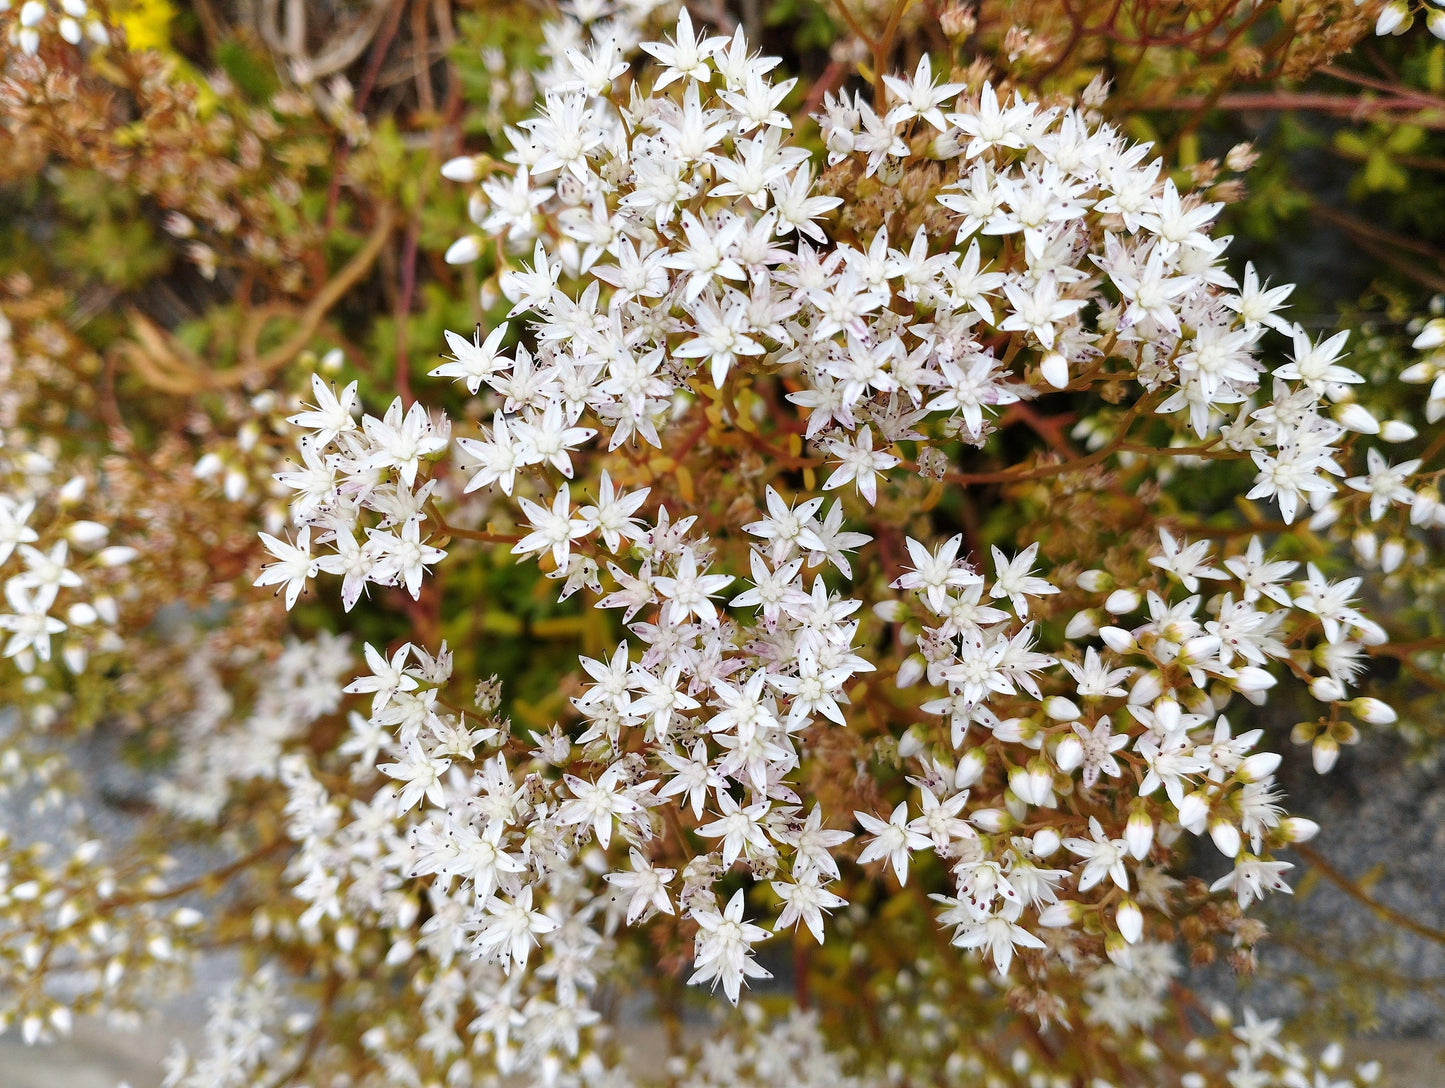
[214,36,282,101]
[763,0,838,56]
[48,169,172,289]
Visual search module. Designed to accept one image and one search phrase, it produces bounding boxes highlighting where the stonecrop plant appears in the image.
[4,0,1445,1085]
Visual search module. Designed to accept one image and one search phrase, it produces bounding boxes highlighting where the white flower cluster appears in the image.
[154,631,352,823]
[672,1006,878,1088]
[0,809,209,1047]
[1081,940,1181,1032]
[0,0,105,55]
[0,312,132,697]
[160,968,310,1088]
[262,0,1432,1060]
[275,642,630,1081]
[0,480,130,683]
[1191,1005,1383,1088]
[255,376,449,611]
[873,524,1350,970]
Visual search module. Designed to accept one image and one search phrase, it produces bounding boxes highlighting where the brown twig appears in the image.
[118,206,397,395]
[1292,842,1445,945]
[97,838,289,913]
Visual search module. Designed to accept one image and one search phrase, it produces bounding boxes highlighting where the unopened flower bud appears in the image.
[1040,352,1070,389]
[441,155,483,183]
[1104,930,1132,967]
[1413,489,1444,528]
[1043,696,1080,721]
[1037,901,1081,927]
[1308,502,1341,531]
[1076,569,1113,592]
[445,236,483,265]
[386,939,415,966]
[1032,828,1060,857]
[1380,538,1405,574]
[873,599,907,623]
[1280,816,1320,843]
[467,188,489,227]
[194,452,223,480]
[57,476,86,504]
[1099,625,1136,653]
[1309,675,1346,703]
[955,748,987,789]
[929,131,962,158]
[991,717,1032,743]
[1026,757,1054,805]
[895,654,926,689]
[1007,764,1034,805]
[1353,530,1377,566]
[479,278,503,311]
[1232,667,1276,694]
[939,1,974,37]
[1312,734,1340,774]
[1180,635,1221,666]
[1349,697,1396,725]
[1334,402,1379,434]
[171,907,203,928]
[1358,618,1388,646]
[1209,819,1241,858]
[1064,610,1099,640]
[1375,0,1409,36]
[238,419,261,453]
[1238,751,1281,782]
[1054,735,1083,773]
[1129,672,1164,707]
[1400,360,1438,384]
[1176,791,1209,832]
[63,520,106,547]
[1116,899,1143,943]
[1126,810,1154,859]
[163,212,195,241]
[1104,589,1140,614]
[1151,696,1181,734]
[1413,317,1445,350]
[970,807,1010,833]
